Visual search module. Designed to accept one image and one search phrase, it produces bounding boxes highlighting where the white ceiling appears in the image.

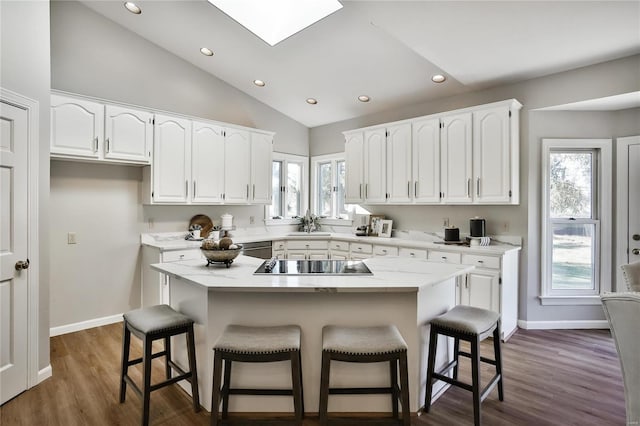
[80,1,640,127]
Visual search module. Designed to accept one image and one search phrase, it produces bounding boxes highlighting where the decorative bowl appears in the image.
[200,245,243,267]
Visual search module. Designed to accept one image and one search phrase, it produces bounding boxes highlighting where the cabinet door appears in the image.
[473,106,511,203]
[250,132,273,203]
[461,270,500,313]
[308,251,329,260]
[344,131,364,203]
[287,251,307,260]
[223,128,251,203]
[364,128,387,203]
[153,114,191,203]
[441,113,472,203]
[330,252,349,260]
[51,94,103,158]
[386,123,412,203]
[192,121,225,203]
[104,105,152,163]
[412,117,441,203]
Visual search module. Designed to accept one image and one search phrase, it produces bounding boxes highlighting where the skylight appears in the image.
[208,0,343,46]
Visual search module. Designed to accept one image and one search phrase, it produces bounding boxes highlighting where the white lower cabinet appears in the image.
[329,240,350,260]
[460,269,500,313]
[398,247,427,258]
[350,242,373,260]
[141,246,201,307]
[373,245,398,257]
[286,240,329,259]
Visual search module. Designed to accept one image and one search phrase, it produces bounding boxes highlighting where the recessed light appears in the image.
[124,2,142,14]
[431,74,446,83]
[253,79,266,87]
[306,98,318,105]
[358,95,370,102]
[200,47,214,56]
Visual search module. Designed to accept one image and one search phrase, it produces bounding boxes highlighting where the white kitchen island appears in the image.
[151,254,473,415]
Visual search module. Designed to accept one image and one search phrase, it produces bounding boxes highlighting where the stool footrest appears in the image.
[480,373,502,402]
[126,350,167,367]
[329,386,394,395]
[457,350,497,366]
[432,373,473,393]
[149,372,193,392]
[226,388,295,396]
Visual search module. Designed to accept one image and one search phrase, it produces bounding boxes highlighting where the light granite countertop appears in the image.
[150,254,474,293]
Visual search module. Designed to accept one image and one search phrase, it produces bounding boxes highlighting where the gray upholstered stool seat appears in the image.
[211,325,303,426]
[319,325,410,426]
[120,304,199,426]
[424,306,504,426]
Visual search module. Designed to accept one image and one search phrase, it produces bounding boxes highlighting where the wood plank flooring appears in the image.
[0,324,626,425]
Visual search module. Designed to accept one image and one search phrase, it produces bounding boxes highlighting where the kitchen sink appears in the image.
[286,232,331,237]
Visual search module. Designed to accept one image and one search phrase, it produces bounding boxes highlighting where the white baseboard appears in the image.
[50,313,123,337]
[37,365,52,384]
[517,319,609,330]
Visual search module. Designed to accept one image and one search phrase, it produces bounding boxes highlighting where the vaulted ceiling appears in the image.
[81,1,640,127]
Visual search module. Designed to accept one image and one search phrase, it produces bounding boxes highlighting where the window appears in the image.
[311,153,347,218]
[541,139,612,304]
[269,153,308,219]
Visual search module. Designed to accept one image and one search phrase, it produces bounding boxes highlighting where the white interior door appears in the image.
[616,135,640,290]
[0,99,29,405]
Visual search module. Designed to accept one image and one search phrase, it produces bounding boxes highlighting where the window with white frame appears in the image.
[541,139,612,303]
[268,153,308,219]
[311,153,347,218]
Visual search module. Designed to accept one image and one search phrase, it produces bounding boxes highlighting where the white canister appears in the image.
[221,213,233,230]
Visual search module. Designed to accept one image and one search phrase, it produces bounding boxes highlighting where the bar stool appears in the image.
[120,304,200,426]
[424,305,503,426]
[319,325,410,426]
[210,324,303,426]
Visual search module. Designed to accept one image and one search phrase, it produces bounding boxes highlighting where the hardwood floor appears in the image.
[0,324,625,425]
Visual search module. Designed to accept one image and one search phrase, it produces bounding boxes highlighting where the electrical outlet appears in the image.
[148,218,154,229]
[67,232,77,244]
[442,217,449,227]
[502,221,510,233]
[249,216,255,225]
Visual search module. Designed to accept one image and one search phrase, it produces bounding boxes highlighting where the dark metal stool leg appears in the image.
[186,325,200,412]
[291,350,304,425]
[493,324,504,401]
[210,351,223,426]
[452,336,460,380]
[142,335,153,426]
[399,352,411,426]
[318,351,331,426]
[298,350,305,416]
[390,358,399,419]
[424,325,439,411]
[120,322,131,403]
[471,336,481,426]
[164,335,172,380]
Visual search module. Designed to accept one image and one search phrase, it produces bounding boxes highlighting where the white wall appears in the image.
[0,0,51,371]
[309,55,640,324]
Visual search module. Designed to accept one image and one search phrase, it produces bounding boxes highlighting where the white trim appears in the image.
[310,153,346,218]
[50,313,123,337]
[538,295,602,306]
[517,319,609,330]
[540,138,612,299]
[267,152,309,219]
[37,365,52,384]
[1,88,41,390]
[615,135,640,291]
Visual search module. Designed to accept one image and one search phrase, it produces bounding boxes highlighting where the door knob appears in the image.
[633,249,640,256]
[633,234,640,241]
[15,259,30,271]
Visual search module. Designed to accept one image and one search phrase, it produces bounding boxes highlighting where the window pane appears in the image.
[287,162,302,217]
[336,160,346,217]
[551,223,595,290]
[270,161,282,218]
[549,152,592,218]
[318,162,332,216]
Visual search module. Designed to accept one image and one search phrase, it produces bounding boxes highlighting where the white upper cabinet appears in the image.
[441,112,473,204]
[364,128,387,203]
[473,105,516,204]
[191,121,225,204]
[51,95,103,159]
[104,105,153,164]
[250,131,273,204]
[152,114,191,203]
[51,94,152,165]
[223,128,251,203]
[344,131,364,203]
[386,123,412,203]
[412,117,441,203]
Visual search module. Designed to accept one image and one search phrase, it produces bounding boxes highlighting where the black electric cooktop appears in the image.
[254,259,372,276]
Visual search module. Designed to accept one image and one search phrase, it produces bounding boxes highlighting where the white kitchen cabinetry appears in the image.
[250,131,274,204]
[441,112,473,203]
[223,128,251,203]
[363,128,387,203]
[398,247,427,259]
[329,240,350,260]
[373,245,398,257]
[386,123,413,203]
[350,242,373,260]
[412,117,441,203]
[151,114,192,203]
[286,240,329,260]
[460,270,500,313]
[51,94,152,165]
[272,241,286,259]
[191,121,225,204]
[141,246,201,307]
[344,131,365,203]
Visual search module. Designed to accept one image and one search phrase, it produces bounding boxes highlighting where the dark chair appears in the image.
[424,305,503,426]
[120,304,200,426]
[210,324,303,426]
[318,325,410,426]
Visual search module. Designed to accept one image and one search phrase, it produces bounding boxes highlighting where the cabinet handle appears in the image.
[94,137,98,152]
[193,181,196,197]
[477,178,480,197]
[359,184,362,199]
[442,256,447,260]
[465,276,469,289]
[414,181,418,197]
[105,138,110,153]
[246,184,249,199]
[185,180,188,197]
[408,181,410,197]
[477,260,484,264]
[467,178,471,197]
[253,184,255,199]
[365,184,369,198]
